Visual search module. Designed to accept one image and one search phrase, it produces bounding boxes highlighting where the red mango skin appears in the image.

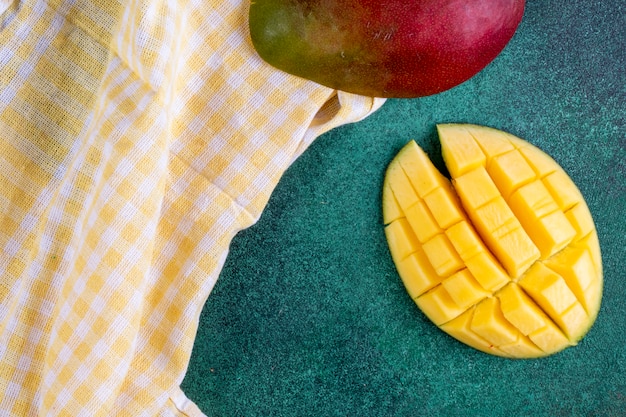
[249,0,525,98]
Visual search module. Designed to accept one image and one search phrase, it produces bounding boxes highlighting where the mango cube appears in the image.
[488,149,536,199]
[497,283,547,336]
[470,297,520,347]
[445,221,485,261]
[382,181,403,224]
[543,170,584,211]
[397,140,447,198]
[528,322,571,354]
[415,286,464,326]
[441,269,490,310]
[384,217,419,262]
[422,234,464,278]
[498,335,545,358]
[572,232,603,287]
[519,146,558,177]
[424,185,465,229]
[463,124,515,158]
[509,180,560,220]
[565,203,596,241]
[385,160,419,211]
[395,248,443,300]
[454,167,500,211]
[405,201,441,243]
[438,124,486,178]
[533,211,577,258]
[441,309,508,357]
[464,252,510,291]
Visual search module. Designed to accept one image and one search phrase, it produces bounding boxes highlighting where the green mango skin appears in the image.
[249,0,525,98]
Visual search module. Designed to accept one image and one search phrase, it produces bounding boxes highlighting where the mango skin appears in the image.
[249,0,525,98]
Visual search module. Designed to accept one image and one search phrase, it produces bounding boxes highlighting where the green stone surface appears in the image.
[182,2,625,415]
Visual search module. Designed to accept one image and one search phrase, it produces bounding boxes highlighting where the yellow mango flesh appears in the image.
[383,124,602,358]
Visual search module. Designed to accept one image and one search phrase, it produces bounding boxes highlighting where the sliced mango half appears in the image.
[383,124,602,358]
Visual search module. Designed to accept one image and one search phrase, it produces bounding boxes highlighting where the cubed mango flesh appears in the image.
[383,123,602,358]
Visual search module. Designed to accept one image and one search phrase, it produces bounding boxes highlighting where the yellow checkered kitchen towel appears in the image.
[0,0,385,414]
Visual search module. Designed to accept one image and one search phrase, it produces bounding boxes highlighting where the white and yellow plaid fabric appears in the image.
[0,0,384,414]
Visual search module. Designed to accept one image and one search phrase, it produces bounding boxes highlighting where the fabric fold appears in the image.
[0,0,385,415]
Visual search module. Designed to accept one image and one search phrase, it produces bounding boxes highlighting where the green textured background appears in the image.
[182,1,626,416]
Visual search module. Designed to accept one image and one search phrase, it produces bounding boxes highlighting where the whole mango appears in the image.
[249,0,525,98]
